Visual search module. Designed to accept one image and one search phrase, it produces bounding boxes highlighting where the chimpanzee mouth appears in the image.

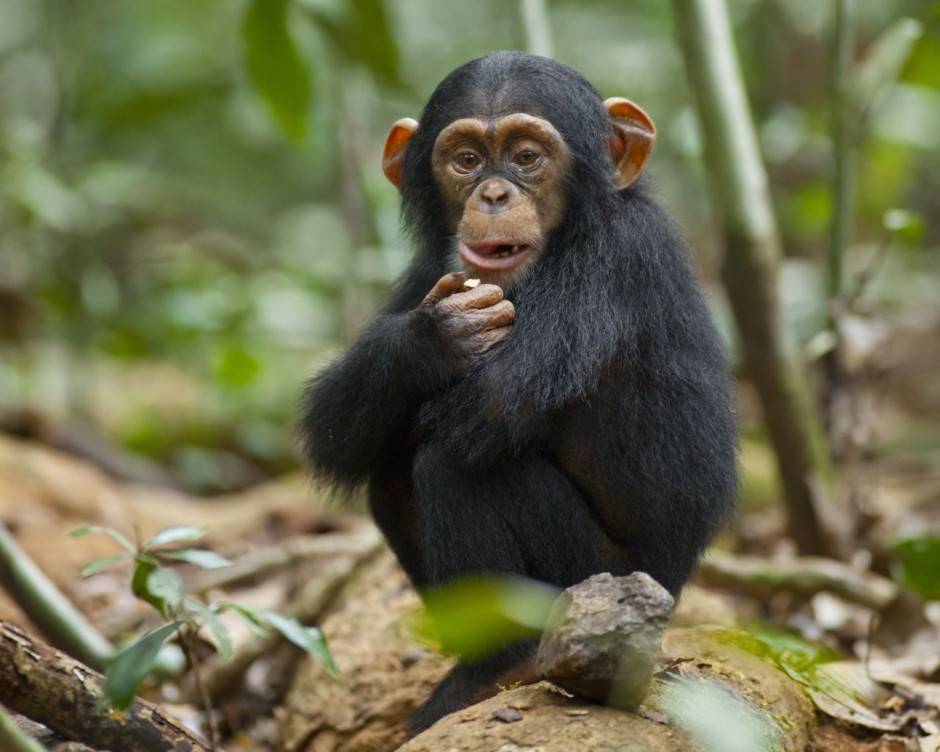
[457,240,533,271]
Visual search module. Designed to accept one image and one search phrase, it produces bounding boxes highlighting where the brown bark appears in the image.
[0,619,209,752]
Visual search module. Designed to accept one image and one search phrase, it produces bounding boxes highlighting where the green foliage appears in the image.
[416,575,560,661]
[104,621,185,711]
[72,524,337,708]
[0,0,937,495]
[242,0,312,141]
[890,536,940,600]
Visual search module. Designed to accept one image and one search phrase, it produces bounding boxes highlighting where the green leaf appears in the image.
[131,556,163,613]
[348,0,400,87]
[80,553,130,578]
[225,602,274,639]
[69,525,136,553]
[143,525,207,549]
[417,576,560,661]
[183,599,233,659]
[242,0,312,141]
[855,18,923,117]
[891,536,940,600]
[248,607,338,677]
[160,548,233,570]
[146,568,185,609]
[104,621,184,710]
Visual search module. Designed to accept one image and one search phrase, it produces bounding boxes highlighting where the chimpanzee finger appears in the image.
[422,272,467,306]
[437,283,504,313]
[476,299,516,331]
[475,325,513,353]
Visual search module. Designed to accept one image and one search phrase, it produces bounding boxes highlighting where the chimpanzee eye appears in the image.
[453,151,482,173]
[512,148,542,171]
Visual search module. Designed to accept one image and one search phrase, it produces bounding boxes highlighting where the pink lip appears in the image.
[457,241,533,271]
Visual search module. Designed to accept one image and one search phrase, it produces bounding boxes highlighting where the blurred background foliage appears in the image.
[0,0,937,494]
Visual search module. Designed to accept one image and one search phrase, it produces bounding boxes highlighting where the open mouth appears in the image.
[457,240,533,271]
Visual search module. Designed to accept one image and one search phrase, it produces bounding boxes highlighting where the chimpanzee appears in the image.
[300,52,737,732]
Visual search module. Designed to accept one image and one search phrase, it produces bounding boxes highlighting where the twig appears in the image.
[828,0,855,304]
[0,521,113,670]
[180,626,218,750]
[186,528,381,594]
[0,619,210,752]
[699,551,898,610]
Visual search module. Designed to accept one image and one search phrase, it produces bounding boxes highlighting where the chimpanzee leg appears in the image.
[408,441,628,733]
[368,464,428,587]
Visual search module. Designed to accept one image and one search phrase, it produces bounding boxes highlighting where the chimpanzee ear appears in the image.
[382,118,419,191]
[604,98,656,190]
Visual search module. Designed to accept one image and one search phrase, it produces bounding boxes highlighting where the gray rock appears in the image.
[535,572,674,710]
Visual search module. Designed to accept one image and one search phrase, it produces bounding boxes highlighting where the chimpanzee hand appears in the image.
[420,272,515,366]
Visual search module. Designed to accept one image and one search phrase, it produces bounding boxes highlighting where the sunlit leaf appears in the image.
[242,0,312,141]
[160,548,233,570]
[80,553,130,578]
[883,208,925,243]
[891,536,940,600]
[143,525,206,549]
[417,576,560,661]
[69,525,136,554]
[104,621,184,710]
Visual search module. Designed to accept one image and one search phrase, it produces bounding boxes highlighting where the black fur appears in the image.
[300,52,737,733]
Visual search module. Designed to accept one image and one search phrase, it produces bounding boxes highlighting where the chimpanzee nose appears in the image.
[481,180,510,207]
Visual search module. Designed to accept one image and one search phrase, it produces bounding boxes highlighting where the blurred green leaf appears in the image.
[143,525,207,549]
[214,346,261,388]
[242,0,312,141]
[855,17,923,118]
[233,604,338,676]
[131,555,162,612]
[183,598,234,659]
[301,0,402,88]
[227,602,275,638]
[80,553,130,578]
[70,525,136,554]
[104,620,184,710]
[883,208,925,243]
[891,536,940,600]
[659,676,779,752]
[417,576,559,661]
[160,548,233,570]
[146,567,185,609]
[348,0,400,86]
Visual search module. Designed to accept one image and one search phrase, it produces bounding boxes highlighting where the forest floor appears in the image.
[0,425,938,751]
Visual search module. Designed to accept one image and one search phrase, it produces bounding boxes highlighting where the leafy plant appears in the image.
[71,524,337,714]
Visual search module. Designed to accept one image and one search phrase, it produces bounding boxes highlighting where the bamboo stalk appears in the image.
[671,0,846,557]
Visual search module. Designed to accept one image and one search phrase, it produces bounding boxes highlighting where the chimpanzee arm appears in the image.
[301,265,515,488]
[300,309,461,488]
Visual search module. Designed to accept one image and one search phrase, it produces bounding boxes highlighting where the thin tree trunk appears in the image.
[671,0,847,557]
